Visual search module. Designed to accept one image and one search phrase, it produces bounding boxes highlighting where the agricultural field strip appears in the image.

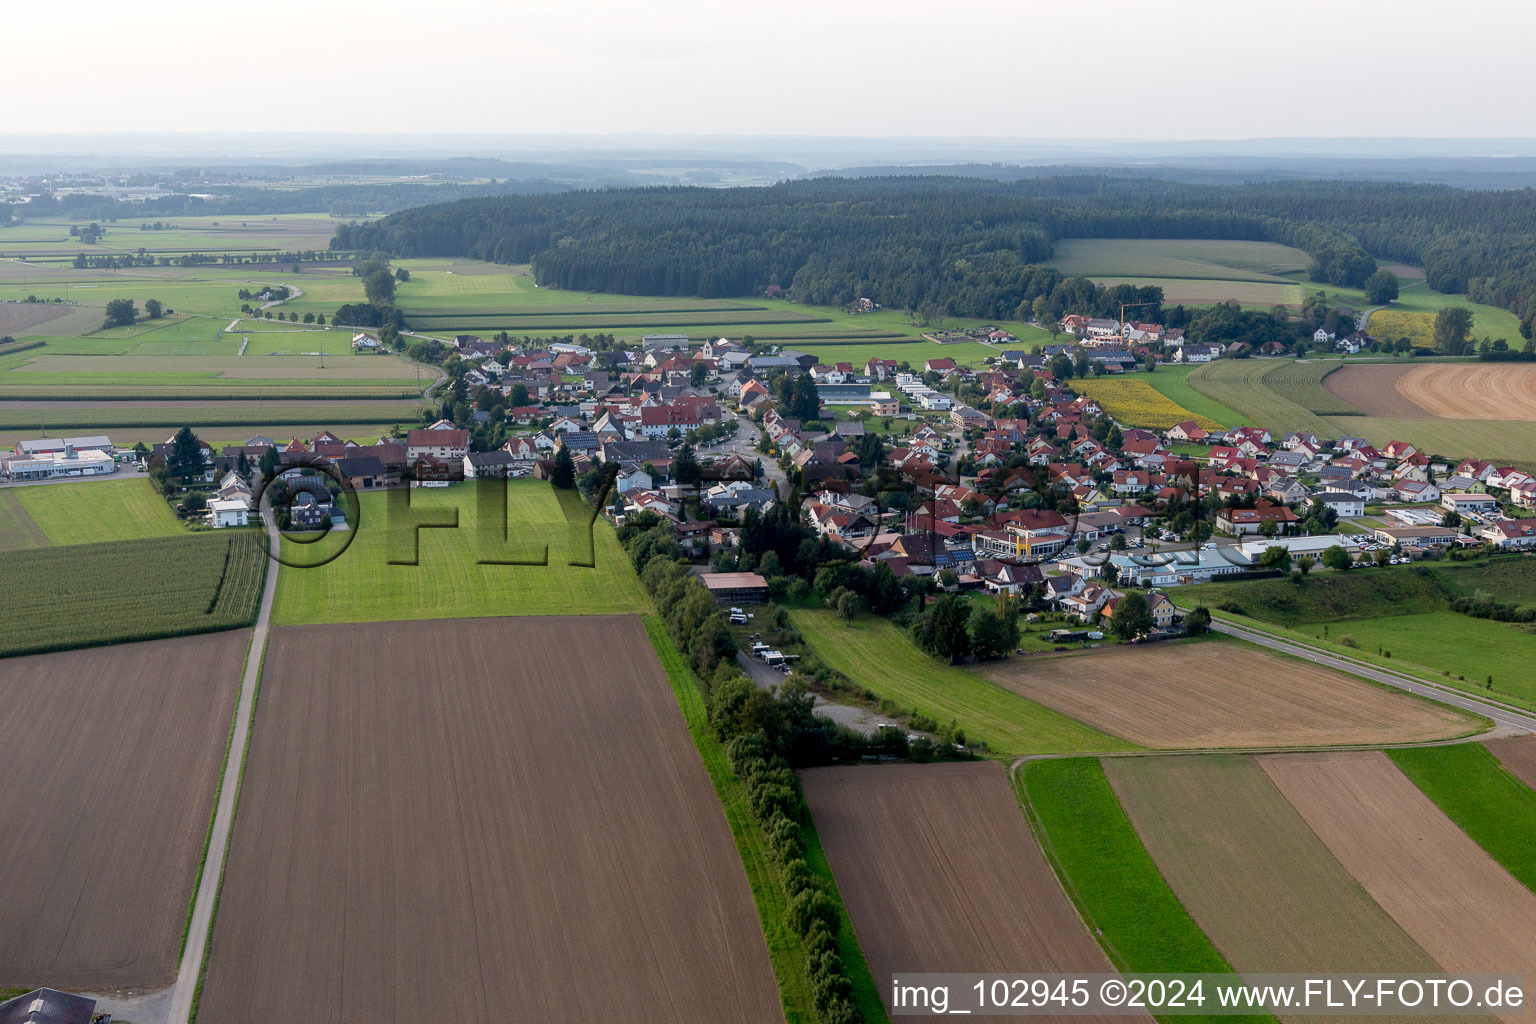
[14,478,184,545]
[1103,754,1472,1024]
[1261,750,1536,1016]
[976,642,1474,749]
[1484,735,1536,791]
[1186,360,1338,438]
[1071,378,1224,431]
[0,633,247,989]
[1386,745,1536,894]
[0,490,49,550]
[1046,239,1311,281]
[803,762,1146,1024]
[1017,758,1275,1024]
[0,532,266,658]
[196,616,782,1024]
[271,482,649,625]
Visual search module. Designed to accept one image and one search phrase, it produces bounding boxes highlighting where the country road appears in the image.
[1209,617,1536,733]
[166,510,280,1024]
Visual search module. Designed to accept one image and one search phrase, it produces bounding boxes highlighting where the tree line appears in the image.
[339,176,1536,316]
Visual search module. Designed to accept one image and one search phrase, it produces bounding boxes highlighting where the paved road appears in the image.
[1209,616,1536,733]
[166,510,281,1024]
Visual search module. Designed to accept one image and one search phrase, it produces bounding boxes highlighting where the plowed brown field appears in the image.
[0,633,246,989]
[1261,750,1536,1022]
[1328,362,1536,420]
[976,643,1474,748]
[1484,734,1536,790]
[803,761,1145,1024]
[1397,364,1536,420]
[1321,362,1427,417]
[196,615,781,1024]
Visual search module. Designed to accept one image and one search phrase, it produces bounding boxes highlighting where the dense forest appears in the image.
[330,176,1536,321]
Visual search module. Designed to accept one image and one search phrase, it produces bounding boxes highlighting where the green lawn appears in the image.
[789,609,1133,758]
[14,477,183,545]
[1181,566,1453,624]
[1387,744,1536,894]
[0,489,49,550]
[271,480,649,624]
[1187,360,1340,438]
[645,616,888,1024]
[1182,563,1536,709]
[1322,415,1536,468]
[1018,758,1275,1024]
[1141,364,1246,428]
[1293,612,1536,707]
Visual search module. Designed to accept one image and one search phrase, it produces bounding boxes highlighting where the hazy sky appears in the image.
[11,0,1534,138]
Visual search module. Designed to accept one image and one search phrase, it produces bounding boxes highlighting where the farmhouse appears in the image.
[0,989,98,1024]
[699,571,768,605]
[406,426,469,465]
[334,454,388,489]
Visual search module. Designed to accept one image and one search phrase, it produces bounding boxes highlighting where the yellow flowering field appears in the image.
[1072,378,1224,431]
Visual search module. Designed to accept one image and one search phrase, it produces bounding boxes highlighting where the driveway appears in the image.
[735,651,908,738]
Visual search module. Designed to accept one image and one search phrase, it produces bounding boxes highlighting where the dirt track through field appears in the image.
[977,643,1472,748]
[803,762,1146,1024]
[1104,755,1462,1024]
[197,615,780,1024]
[1321,363,1428,417]
[1396,363,1536,420]
[1484,735,1536,790]
[1260,750,1536,1021]
[0,633,246,989]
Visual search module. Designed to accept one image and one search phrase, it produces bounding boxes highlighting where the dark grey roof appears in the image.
[559,432,600,451]
[0,989,96,1024]
[467,451,515,467]
[335,455,386,478]
[603,440,673,464]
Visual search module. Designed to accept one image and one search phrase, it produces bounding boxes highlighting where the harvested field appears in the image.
[1380,263,1427,279]
[1104,755,1447,989]
[1485,734,1536,790]
[14,354,421,378]
[803,761,1143,1024]
[198,615,780,1024]
[977,643,1477,748]
[0,302,77,334]
[1261,750,1536,1012]
[1395,363,1536,420]
[0,633,246,989]
[1320,362,1425,417]
[1093,277,1302,307]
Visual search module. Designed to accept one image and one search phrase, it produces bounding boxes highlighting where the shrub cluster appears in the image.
[1451,595,1536,623]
